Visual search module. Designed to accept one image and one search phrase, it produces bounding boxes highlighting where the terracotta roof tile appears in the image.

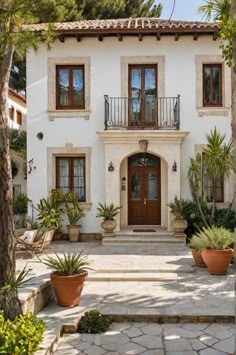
[23,17,219,33]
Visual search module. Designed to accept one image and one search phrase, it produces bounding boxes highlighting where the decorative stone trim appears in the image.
[195,55,231,117]
[121,56,165,98]
[47,144,91,204]
[48,57,90,119]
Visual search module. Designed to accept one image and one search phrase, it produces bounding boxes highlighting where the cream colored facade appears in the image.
[27,24,233,233]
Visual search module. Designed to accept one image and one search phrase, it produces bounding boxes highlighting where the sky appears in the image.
[158,0,206,21]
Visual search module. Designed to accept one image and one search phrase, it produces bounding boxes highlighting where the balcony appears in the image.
[104,95,180,130]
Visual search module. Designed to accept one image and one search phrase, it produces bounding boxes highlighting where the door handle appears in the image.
[144,198,147,205]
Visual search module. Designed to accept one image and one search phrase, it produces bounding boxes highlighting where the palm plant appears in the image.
[167,196,189,220]
[96,203,121,220]
[203,128,233,219]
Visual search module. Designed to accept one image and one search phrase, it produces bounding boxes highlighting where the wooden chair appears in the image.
[16,229,55,257]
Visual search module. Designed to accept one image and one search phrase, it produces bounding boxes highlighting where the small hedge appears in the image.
[78,309,112,334]
[0,311,45,355]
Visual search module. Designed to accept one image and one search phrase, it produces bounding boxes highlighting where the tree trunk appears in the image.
[0,44,15,291]
[232,1,236,151]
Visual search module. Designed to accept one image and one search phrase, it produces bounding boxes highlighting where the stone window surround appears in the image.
[195,144,232,205]
[196,55,231,117]
[47,144,91,209]
[121,56,165,98]
[48,57,91,120]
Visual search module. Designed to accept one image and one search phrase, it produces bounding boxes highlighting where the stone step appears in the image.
[93,267,194,273]
[102,236,185,246]
[88,272,185,282]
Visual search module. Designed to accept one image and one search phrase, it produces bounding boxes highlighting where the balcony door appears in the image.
[128,64,157,129]
[128,153,161,225]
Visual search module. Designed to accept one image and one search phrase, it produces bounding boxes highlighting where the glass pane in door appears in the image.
[130,68,141,125]
[131,173,141,199]
[147,171,158,200]
[145,68,156,123]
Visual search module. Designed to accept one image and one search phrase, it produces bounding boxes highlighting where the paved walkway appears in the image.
[54,322,235,355]
[16,241,235,354]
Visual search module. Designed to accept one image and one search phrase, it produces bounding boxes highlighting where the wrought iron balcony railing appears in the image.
[104,95,180,130]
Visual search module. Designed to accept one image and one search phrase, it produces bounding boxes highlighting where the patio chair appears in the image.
[16,229,55,257]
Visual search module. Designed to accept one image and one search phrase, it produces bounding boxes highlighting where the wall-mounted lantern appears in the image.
[108,162,114,172]
[172,161,177,172]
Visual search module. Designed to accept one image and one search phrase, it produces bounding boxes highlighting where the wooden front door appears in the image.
[128,153,161,225]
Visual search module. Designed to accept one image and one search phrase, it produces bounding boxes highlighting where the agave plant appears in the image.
[96,203,121,221]
[192,226,234,252]
[43,251,92,276]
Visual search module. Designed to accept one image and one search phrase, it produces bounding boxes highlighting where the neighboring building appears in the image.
[26,18,234,233]
[8,88,27,196]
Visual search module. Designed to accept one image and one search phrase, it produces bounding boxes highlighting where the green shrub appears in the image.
[214,208,236,231]
[0,311,45,354]
[192,226,234,251]
[77,309,112,334]
[13,193,29,215]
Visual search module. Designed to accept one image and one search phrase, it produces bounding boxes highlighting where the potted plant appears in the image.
[65,193,85,242]
[36,195,62,241]
[43,251,91,307]
[189,234,206,267]
[96,203,121,235]
[167,196,188,234]
[193,226,234,275]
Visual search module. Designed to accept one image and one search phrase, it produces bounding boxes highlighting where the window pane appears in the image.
[58,69,69,106]
[145,68,156,123]
[213,67,220,104]
[131,173,141,199]
[73,158,85,201]
[130,68,141,125]
[147,171,158,200]
[58,159,69,193]
[73,68,84,106]
[204,67,211,104]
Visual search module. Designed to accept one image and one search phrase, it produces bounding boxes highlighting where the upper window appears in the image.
[9,107,14,120]
[56,65,85,110]
[16,110,22,125]
[56,157,86,201]
[203,64,222,107]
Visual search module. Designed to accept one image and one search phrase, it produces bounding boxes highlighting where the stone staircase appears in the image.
[102,228,185,246]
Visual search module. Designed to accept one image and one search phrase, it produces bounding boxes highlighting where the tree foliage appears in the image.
[198,0,235,66]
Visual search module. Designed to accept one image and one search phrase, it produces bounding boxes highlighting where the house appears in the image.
[8,88,27,196]
[26,18,234,233]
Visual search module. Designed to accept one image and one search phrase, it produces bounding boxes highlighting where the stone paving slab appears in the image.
[54,322,235,355]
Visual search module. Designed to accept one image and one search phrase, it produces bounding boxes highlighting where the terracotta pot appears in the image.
[202,249,234,275]
[101,219,117,234]
[171,218,187,233]
[191,249,206,267]
[67,225,80,242]
[51,271,88,307]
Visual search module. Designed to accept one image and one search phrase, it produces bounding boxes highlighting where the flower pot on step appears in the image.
[171,218,187,234]
[202,249,233,275]
[67,225,81,242]
[101,220,117,234]
[51,271,88,307]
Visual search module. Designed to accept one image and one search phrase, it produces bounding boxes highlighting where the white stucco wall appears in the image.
[27,35,232,233]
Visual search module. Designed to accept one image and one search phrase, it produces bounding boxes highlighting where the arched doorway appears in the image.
[128,153,161,225]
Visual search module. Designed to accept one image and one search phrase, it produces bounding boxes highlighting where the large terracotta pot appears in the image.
[101,219,117,234]
[67,225,80,242]
[202,249,233,275]
[51,271,88,307]
[171,218,187,233]
[191,249,206,267]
